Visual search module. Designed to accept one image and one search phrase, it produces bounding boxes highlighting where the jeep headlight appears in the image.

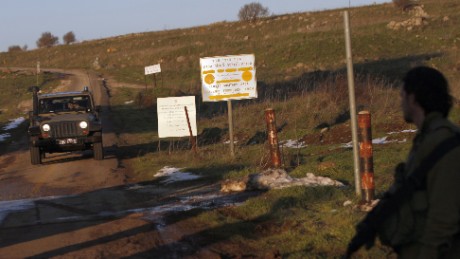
[42,124,51,132]
[79,121,88,129]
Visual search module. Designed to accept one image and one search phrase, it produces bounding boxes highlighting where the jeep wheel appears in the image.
[30,146,42,165]
[93,141,104,160]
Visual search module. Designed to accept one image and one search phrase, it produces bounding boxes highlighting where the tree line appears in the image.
[8,31,76,53]
[7,1,415,53]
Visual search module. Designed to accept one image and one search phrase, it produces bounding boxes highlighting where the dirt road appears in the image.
[0,69,255,258]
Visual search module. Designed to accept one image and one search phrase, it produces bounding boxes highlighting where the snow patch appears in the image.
[250,169,344,190]
[223,140,238,144]
[341,136,407,148]
[281,139,307,148]
[372,136,405,145]
[0,117,25,142]
[154,166,200,184]
[0,133,11,142]
[3,117,25,130]
[387,129,417,134]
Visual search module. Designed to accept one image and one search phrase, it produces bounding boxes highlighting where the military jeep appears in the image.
[28,86,103,165]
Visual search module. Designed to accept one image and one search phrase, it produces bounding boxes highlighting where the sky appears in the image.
[0,0,390,52]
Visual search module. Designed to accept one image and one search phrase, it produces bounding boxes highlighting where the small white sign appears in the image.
[200,54,257,102]
[145,64,161,75]
[157,96,197,138]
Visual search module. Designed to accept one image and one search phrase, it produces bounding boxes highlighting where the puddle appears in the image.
[0,196,61,224]
[0,184,250,227]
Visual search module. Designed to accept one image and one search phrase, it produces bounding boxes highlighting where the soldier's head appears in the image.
[402,66,452,119]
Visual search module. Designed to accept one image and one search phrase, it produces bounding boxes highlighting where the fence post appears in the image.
[184,106,197,154]
[265,108,282,168]
[358,111,375,203]
[227,100,235,158]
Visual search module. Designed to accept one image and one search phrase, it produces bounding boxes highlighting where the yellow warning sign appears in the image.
[200,54,257,102]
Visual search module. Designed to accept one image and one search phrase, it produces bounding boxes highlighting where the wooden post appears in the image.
[184,106,197,154]
[227,100,235,157]
[36,61,40,85]
[265,108,282,168]
[358,111,375,203]
[344,10,361,196]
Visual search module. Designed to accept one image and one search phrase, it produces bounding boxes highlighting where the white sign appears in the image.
[200,54,257,102]
[157,96,197,138]
[145,64,161,75]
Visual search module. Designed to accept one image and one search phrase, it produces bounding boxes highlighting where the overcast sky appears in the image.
[0,0,390,52]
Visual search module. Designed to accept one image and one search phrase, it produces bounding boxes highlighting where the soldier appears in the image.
[346,66,460,258]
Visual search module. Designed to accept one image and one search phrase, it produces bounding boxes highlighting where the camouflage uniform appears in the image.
[384,112,460,258]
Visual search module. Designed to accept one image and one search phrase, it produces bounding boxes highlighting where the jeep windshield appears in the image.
[39,95,92,114]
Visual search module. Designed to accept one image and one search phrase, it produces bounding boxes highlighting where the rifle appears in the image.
[345,134,460,258]
[344,163,405,258]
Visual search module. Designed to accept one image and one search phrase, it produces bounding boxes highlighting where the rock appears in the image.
[176,56,186,63]
[92,57,101,70]
[387,5,429,31]
[343,200,353,207]
[355,199,380,212]
[317,161,336,171]
[220,179,247,193]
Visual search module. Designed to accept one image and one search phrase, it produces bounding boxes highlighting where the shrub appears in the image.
[392,0,419,10]
[8,45,23,52]
[63,31,76,45]
[238,2,270,22]
[36,32,59,48]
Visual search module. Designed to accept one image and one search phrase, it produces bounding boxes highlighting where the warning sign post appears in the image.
[200,54,257,102]
[200,54,257,157]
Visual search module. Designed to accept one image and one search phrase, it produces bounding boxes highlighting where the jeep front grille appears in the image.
[49,121,81,138]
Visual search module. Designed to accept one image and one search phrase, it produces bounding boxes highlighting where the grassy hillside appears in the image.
[1,0,459,92]
[1,0,460,257]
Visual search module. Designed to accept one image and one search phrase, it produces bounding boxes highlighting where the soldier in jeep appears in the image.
[28,86,104,165]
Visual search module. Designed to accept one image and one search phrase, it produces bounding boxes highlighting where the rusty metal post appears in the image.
[184,106,197,154]
[358,111,375,203]
[265,108,282,168]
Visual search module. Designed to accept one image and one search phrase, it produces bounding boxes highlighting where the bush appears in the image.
[63,31,76,45]
[392,0,419,10]
[238,2,270,22]
[36,32,59,48]
[8,45,23,52]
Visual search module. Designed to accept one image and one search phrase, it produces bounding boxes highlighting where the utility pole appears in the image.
[344,10,361,196]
